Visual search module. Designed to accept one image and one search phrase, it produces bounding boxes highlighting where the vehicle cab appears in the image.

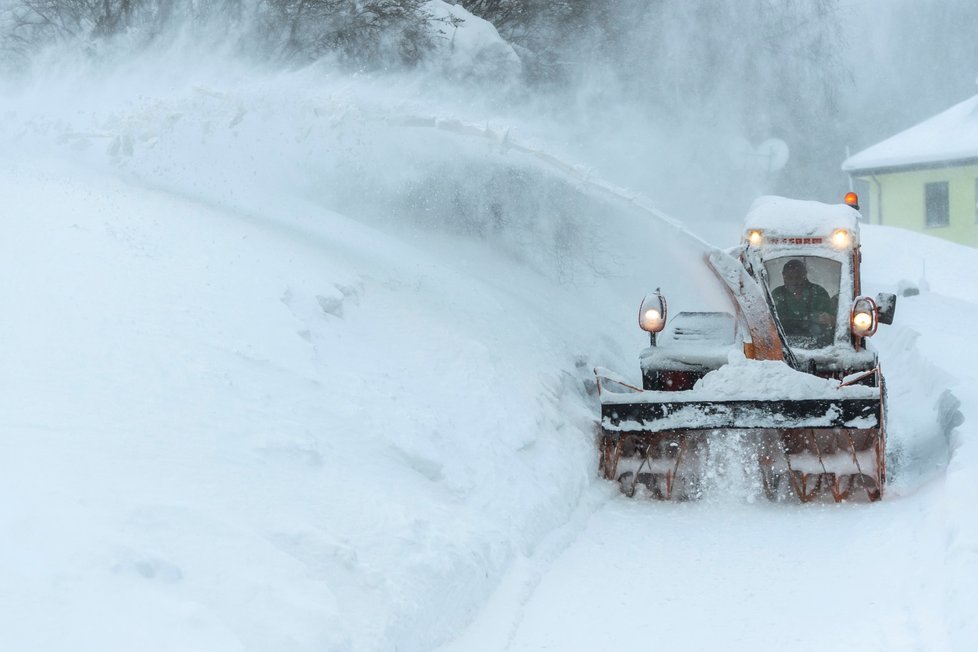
[739,195,894,379]
[638,194,895,391]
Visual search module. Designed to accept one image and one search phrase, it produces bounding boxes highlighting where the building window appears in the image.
[925,181,949,228]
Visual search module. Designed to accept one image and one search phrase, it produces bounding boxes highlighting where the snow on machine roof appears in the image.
[744,195,860,238]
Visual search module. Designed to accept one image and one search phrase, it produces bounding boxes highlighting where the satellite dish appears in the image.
[755,138,790,172]
[727,137,790,173]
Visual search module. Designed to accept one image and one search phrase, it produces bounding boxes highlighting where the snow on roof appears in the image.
[842,94,978,173]
[743,195,860,236]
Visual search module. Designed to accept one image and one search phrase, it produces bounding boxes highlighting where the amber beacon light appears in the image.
[844,192,859,210]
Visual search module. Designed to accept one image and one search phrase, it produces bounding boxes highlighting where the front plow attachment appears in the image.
[602,396,880,432]
[595,369,886,503]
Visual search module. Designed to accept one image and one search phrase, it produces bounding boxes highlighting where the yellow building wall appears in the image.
[856,163,978,247]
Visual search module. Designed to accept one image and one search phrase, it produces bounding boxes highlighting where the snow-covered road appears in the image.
[445,478,950,651]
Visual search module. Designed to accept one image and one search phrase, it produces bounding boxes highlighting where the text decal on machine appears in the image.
[767,236,825,245]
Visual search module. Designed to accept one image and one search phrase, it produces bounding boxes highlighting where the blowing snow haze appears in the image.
[3,0,978,222]
[1,1,977,651]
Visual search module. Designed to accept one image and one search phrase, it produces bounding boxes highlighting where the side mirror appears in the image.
[639,291,668,334]
[876,292,896,325]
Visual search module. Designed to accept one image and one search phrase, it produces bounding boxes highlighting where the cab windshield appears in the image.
[764,256,842,349]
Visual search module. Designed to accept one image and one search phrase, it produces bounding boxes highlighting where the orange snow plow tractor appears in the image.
[596,196,896,502]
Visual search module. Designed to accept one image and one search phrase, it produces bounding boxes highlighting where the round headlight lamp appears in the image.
[850,296,879,337]
[831,228,851,249]
[639,291,668,333]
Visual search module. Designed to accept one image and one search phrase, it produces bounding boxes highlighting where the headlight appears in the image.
[850,296,878,337]
[852,311,873,331]
[641,308,664,331]
[639,292,668,333]
[831,229,851,249]
[746,229,763,246]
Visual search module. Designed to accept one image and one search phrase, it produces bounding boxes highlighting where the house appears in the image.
[842,94,978,247]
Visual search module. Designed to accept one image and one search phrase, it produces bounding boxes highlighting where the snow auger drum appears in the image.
[595,368,886,502]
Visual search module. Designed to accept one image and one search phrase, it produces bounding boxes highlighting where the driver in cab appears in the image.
[771,258,834,342]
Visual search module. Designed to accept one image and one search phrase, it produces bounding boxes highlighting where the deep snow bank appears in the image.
[862,225,978,648]
[0,150,600,650]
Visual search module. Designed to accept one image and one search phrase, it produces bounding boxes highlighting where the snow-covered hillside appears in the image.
[1,64,975,652]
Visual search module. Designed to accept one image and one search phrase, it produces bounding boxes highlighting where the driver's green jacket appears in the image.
[771,282,833,337]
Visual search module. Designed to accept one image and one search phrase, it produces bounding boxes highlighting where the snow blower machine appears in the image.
[595,194,896,502]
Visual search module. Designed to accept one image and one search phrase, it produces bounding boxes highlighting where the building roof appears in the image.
[842,94,978,174]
